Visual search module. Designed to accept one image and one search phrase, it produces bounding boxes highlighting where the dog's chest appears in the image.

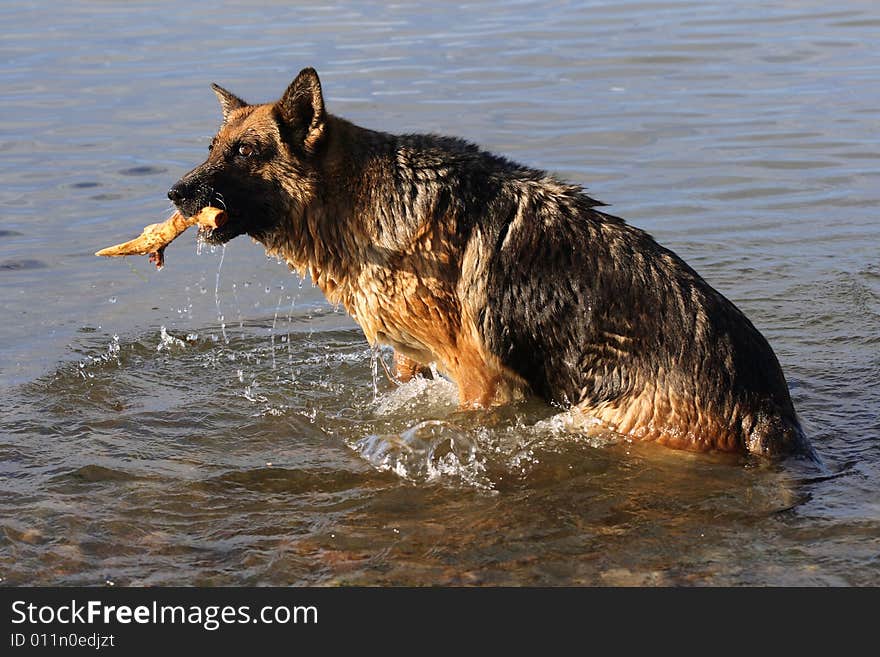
[337,263,461,365]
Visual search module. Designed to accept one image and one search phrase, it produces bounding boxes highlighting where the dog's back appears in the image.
[372,134,806,454]
[475,168,804,453]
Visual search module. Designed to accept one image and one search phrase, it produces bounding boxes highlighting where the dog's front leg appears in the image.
[455,370,504,409]
[393,352,433,382]
[445,341,512,410]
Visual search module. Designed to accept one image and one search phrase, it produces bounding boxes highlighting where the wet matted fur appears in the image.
[168,67,808,456]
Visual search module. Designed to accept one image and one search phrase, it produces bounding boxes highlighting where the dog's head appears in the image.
[167,67,327,247]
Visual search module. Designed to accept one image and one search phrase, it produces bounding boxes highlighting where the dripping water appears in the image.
[230,281,245,340]
[214,244,228,344]
[370,344,380,402]
[269,284,286,372]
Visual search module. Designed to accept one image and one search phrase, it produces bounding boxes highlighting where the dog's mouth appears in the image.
[199,219,244,245]
[185,206,247,245]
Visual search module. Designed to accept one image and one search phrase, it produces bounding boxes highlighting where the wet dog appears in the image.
[168,67,807,456]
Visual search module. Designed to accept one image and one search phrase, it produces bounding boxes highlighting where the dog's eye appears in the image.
[238,144,254,158]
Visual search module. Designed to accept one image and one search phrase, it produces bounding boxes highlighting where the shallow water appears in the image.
[1,0,879,586]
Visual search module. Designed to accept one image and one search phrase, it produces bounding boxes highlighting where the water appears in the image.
[1,0,878,586]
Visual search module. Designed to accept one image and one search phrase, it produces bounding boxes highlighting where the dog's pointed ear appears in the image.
[276,68,325,152]
[211,83,247,121]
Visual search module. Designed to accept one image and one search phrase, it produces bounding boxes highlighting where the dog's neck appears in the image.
[263,116,459,312]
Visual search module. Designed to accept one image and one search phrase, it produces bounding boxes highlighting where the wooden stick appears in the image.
[95,207,226,269]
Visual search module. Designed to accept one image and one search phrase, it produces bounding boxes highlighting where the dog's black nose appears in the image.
[167,185,184,203]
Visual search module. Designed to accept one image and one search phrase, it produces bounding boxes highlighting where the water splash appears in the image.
[532,409,622,448]
[157,326,186,352]
[243,379,268,403]
[75,334,122,378]
[373,374,458,416]
[107,334,120,365]
[352,420,493,491]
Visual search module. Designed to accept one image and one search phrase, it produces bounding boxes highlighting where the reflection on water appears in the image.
[1,0,879,585]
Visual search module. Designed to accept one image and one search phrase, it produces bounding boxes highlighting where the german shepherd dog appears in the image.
[168,68,808,456]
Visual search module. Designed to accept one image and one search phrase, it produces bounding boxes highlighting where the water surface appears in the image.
[1,0,879,585]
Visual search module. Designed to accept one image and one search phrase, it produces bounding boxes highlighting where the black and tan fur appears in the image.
[168,67,808,456]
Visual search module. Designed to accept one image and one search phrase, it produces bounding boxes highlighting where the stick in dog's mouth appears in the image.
[95,206,227,269]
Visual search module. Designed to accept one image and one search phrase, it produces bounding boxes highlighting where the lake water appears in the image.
[1,0,878,586]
